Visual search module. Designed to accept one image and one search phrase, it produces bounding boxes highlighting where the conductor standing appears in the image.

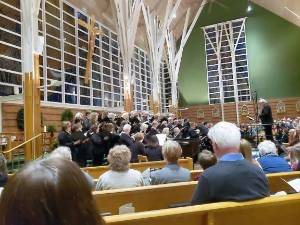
[259,98,273,140]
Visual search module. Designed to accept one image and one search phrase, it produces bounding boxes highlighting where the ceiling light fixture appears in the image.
[246,1,253,13]
[284,6,300,19]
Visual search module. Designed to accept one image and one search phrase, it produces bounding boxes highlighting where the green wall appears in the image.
[179,0,300,106]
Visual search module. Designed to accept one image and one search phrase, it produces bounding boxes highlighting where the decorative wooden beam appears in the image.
[78,15,103,84]
[165,0,207,113]
[111,0,142,112]
[21,0,43,160]
[142,0,181,114]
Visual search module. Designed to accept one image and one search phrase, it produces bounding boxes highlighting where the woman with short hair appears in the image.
[150,140,190,184]
[0,158,102,225]
[95,145,144,190]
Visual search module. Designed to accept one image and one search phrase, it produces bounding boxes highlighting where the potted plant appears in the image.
[61,109,73,122]
[46,124,56,138]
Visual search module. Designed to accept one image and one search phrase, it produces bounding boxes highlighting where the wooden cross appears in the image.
[78,15,103,84]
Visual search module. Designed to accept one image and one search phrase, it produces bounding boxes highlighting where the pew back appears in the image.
[103,194,300,225]
[84,157,193,178]
[94,171,300,215]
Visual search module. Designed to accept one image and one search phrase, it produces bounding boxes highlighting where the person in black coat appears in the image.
[102,123,120,156]
[131,132,146,163]
[89,124,106,166]
[259,99,274,140]
[58,121,80,149]
[71,122,89,167]
[119,124,135,151]
[145,135,163,161]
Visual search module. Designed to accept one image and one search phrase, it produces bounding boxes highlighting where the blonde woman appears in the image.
[95,145,144,190]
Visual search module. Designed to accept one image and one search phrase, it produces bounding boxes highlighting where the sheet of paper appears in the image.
[156,134,167,146]
[287,178,300,192]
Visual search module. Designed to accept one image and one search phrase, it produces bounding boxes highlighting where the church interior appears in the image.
[0,0,300,224]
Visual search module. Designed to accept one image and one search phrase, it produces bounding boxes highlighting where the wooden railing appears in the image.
[0,132,55,170]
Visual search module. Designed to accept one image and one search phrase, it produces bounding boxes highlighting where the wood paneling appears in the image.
[181,97,300,124]
[2,103,88,132]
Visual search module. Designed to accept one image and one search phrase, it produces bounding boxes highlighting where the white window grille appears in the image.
[0,0,22,96]
[160,62,171,113]
[132,47,152,111]
[1,0,168,111]
[203,18,251,107]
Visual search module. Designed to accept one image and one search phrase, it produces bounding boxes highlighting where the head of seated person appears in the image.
[257,140,292,173]
[134,132,144,143]
[191,121,269,205]
[208,121,242,159]
[0,158,102,225]
[95,145,144,190]
[290,143,300,170]
[48,146,94,188]
[0,153,8,187]
[149,141,191,184]
[198,150,217,170]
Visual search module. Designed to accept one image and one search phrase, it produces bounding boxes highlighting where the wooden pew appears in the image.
[94,181,197,215]
[103,194,300,225]
[93,171,300,215]
[84,157,193,179]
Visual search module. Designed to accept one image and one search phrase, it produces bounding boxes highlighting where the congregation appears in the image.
[1,111,300,224]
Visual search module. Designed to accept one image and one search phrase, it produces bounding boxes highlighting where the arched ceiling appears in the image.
[67,0,300,50]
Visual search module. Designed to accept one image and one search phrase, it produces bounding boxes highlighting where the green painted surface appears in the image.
[179,0,300,106]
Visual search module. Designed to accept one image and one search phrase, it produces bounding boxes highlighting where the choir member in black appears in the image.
[82,111,92,133]
[89,124,106,166]
[131,132,146,163]
[119,124,135,151]
[259,98,274,140]
[58,121,80,150]
[71,121,89,166]
[145,135,163,161]
[102,123,120,156]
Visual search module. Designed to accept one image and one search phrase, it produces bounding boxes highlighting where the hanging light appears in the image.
[247,1,253,13]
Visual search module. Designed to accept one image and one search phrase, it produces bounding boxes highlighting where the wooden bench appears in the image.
[83,157,194,179]
[103,194,300,225]
[93,171,300,215]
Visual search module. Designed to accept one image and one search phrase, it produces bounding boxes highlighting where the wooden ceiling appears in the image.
[67,0,300,50]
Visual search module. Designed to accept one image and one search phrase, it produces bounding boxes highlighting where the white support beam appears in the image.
[111,0,142,111]
[165,0,207,111]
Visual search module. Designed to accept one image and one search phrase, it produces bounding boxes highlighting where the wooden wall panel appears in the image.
[181,97,300,124]
[1,103,89,132]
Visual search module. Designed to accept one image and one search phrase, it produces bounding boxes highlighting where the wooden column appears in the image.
[24,54,42,161]
[24,73,34,161]
[124,81,133,112]
[33,54,42,158]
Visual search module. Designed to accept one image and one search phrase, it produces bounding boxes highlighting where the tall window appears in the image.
[132,47,152,111]
[160,62,171,113]
[0,0,22,96]
[203,18,251,105]
[37,0,124,108]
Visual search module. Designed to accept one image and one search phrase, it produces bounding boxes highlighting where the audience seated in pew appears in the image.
[198,150,217,170]
[0,153,8,188]
[191,121,269,205]
[257,140,292,174]
[149,141,190,185]
[48,146,94,188]
[240,139,261,168]
[193,150,217,181]
[95,145,144,190]
[290,143,300,170]
[0,158,102,225]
